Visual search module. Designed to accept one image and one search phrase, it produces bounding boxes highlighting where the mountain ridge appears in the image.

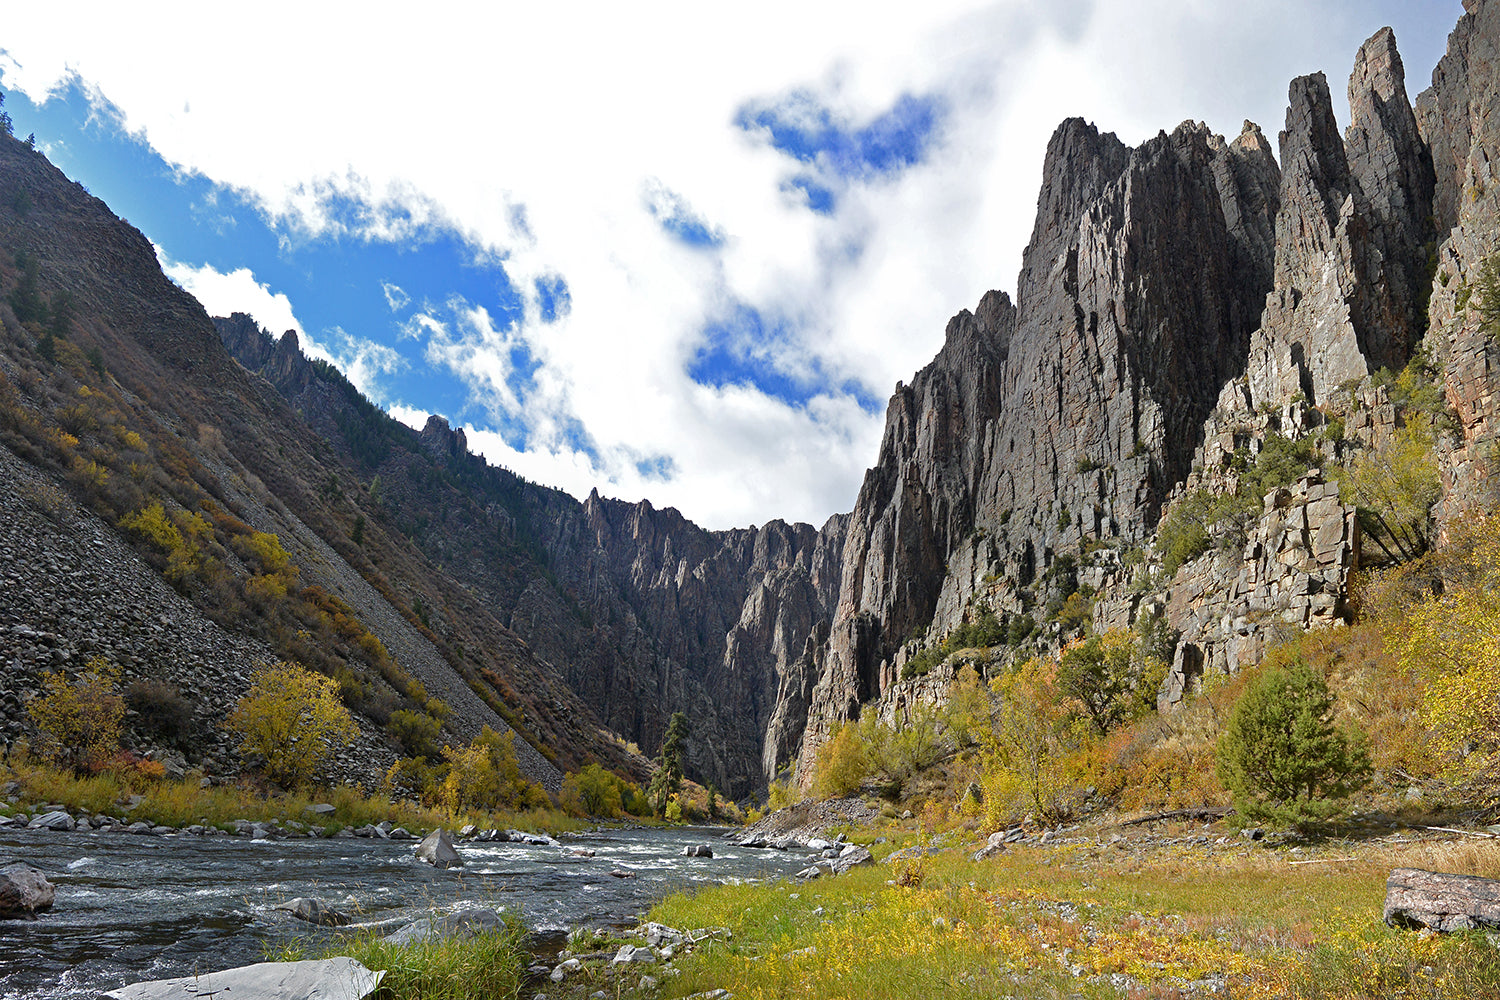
[2,4,1499,803]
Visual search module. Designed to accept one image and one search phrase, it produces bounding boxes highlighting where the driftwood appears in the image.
[1384,867,1500,932]
[1117,807,1231,827]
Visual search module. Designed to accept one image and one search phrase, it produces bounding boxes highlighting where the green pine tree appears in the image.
[1216,661,1370,828]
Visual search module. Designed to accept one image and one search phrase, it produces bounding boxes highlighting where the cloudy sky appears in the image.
[0,1,1461,530]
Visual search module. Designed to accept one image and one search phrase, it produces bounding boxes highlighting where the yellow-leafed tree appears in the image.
[226,661,357,787]
[1381,509,1500,783]
[28,657,125,773]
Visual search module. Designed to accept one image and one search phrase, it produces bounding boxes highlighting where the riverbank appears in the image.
[0,755,581,839]
[524,813,1500,1000]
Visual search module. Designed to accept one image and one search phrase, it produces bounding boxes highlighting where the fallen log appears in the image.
[1384,868,1500,932]
[1117,807,1231,827]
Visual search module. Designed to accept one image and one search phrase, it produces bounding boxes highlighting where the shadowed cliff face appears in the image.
[1415,0,1500,518]
[779,117,1284,778]
[218,315,846,797]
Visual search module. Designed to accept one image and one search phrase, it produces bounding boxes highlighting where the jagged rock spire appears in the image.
[1247,29,1435,408]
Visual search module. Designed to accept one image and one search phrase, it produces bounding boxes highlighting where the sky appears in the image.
[0,1,1463,530]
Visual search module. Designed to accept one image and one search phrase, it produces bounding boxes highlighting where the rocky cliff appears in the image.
[218,316,846,797]
[7,4,1500,803]
[775,6,1500,779]
[776,115,1284,778]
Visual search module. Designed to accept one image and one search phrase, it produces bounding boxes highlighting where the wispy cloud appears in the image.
[382,281,410,312]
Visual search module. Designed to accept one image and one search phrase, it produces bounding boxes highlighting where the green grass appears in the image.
[273,920,528,1000]
[641,828,1500,1000]
[0,755,582,835]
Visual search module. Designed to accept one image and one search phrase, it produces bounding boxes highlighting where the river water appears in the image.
[0,824,809,998]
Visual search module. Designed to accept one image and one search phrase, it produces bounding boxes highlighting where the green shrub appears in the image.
[1215,660,1370,828]
[125,679,194,740]
[388,708,442,759]
[559,763,629,817]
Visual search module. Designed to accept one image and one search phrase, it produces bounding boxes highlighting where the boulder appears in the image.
[682,844,714,857]
[383,907,506,945]
[830,844,873,874]
[105,957,383,1000]
[415,829,462,869]
[274,897,350,927]
[0,863,55,918]
[611,944,656,965]
[27,810,74,831]
[1384,868,1500,932]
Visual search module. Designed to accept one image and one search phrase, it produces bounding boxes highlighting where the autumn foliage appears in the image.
[226,661,358,787]
[27,657,126,773]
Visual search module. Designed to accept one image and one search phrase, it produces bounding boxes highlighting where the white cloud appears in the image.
[2,0,1462,528]
[159,256,304,337]
[387,403,431,432]
[382,282,410,312]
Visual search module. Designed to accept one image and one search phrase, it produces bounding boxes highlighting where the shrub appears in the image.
[226,661,358,787]
[981,657,1091,826]
[1058,629,1163,735]
[1215,661,1370,828]
[27,658,125,773]
[125,679,194,740]
[812,722,869,800]
[441,726,546,814]
[860,703,950,797]
[559,763,626,817]
[388,708,442,759]
[1339,413,1439,564]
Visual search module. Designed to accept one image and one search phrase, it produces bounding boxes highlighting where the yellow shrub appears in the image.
[226,662,358,787]
[812,721,869,800]
[27,658,125,773]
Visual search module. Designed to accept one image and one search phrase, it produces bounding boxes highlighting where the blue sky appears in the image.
[0,1,1462,529]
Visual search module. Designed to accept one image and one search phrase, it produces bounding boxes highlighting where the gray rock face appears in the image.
[0,863,55,918]
[105,958,383,1000]
[782,117,1281,778]
[1247,33,1435,409]
[1414,0,1500,516]
[1143,472,1360,709]
[1385,867,1500,932]
[1346,27,1438,362]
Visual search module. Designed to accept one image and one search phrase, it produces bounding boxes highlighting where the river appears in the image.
[0,824,810,998]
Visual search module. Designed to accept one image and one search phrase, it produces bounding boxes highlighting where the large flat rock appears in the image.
[105,957,383,1000]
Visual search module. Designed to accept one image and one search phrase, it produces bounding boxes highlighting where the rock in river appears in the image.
[273,896,350,927]
[415,828,462,868]
[0,863,55,918]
